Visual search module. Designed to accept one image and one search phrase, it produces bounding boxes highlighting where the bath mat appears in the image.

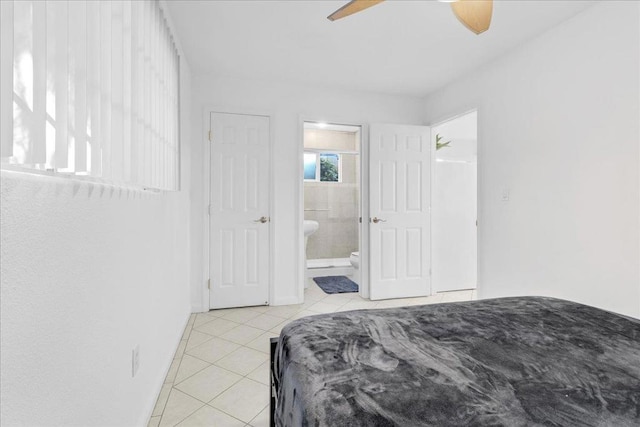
[313,276,359,294]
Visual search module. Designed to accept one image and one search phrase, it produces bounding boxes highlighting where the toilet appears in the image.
[349,251,360,285]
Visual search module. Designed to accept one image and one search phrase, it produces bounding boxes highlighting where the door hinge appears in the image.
[207,278,211,290]
[208,130,212,142]
[359,217,362,223]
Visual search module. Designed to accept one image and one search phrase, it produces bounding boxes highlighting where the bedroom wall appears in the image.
[423,1,640,318]
[190,77,424,310]
[431,111,478,292]
[0,31,193,427]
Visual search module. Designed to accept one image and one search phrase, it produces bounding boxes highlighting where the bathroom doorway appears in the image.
[431,110,478,293]
[301,121,362,294]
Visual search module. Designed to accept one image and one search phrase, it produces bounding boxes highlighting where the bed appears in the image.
[270,297,640,426]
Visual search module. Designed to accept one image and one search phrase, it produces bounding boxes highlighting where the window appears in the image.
[303,153,317,180]
[0,0,181,191]
[303,152,341,182]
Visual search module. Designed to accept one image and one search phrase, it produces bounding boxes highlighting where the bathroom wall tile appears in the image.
[304,129,356,151]
[341,154,357,184]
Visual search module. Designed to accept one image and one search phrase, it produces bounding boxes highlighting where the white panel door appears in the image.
[210,112,270,309]
[369,124,431,300]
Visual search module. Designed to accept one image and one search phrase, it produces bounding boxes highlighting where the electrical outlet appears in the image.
[132,345,140,378]
[501,188,510,202]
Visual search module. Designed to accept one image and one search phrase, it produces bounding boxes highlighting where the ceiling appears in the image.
[165,0,596,97]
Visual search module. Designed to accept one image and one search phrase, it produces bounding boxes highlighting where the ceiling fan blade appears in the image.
[327,0,385,22]
[451,0,493,35]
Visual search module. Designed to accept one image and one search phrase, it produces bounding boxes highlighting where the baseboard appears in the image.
[272,296,302,306]
[141,307,191,426]
[307,266,355,278]
[191,302,209,313]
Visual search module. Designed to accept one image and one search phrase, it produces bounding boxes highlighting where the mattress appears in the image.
[273,297,640,426]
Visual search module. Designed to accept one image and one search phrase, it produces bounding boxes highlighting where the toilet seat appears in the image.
[349,252,360,286]
[349,252,359,269]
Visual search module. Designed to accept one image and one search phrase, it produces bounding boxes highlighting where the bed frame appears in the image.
[269,337,279,427]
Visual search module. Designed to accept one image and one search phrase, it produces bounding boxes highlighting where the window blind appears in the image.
[0,0,180,191]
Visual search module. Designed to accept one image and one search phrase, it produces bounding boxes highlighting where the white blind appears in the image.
[0,0,180,191]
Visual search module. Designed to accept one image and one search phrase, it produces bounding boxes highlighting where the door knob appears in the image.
[254,216,269,224]
[371,217,386,224]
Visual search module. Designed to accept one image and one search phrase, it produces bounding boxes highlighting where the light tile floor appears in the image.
[149,281,476,427]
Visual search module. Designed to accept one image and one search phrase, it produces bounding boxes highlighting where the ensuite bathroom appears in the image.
[302,122,361,290]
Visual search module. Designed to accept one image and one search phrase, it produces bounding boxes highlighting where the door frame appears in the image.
[202,106,276,311]
[297,116,370,300]
[428,108,479,295]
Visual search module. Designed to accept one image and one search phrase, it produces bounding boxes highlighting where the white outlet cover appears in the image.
[501,189,510,201]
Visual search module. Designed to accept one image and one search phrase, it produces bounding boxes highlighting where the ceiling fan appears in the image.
[328,0,493,35]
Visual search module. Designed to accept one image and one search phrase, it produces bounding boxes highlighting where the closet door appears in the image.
[209,112,271,309]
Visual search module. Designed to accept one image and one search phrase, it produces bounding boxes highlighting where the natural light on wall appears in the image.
[0,0,180,191]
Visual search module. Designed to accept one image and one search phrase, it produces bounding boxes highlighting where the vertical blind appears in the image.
[0,0,180,191]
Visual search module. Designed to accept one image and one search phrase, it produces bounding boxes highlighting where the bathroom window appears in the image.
[304,152,341,182]
[304,153,317,180]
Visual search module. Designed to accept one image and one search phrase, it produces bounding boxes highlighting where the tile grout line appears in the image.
[201,401,254,426]
[157,313,269,426]
[207,404,269,426]
[153,314,195,421]
[158,316,210,426]
[161,388,205,427]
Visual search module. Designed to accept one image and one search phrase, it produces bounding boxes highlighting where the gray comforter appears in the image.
[274,297,640,426]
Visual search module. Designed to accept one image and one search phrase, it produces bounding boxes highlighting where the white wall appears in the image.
[423,1,640,318]
[0,50,192,427]
[432,111,478,292]
[190,76,424,310]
